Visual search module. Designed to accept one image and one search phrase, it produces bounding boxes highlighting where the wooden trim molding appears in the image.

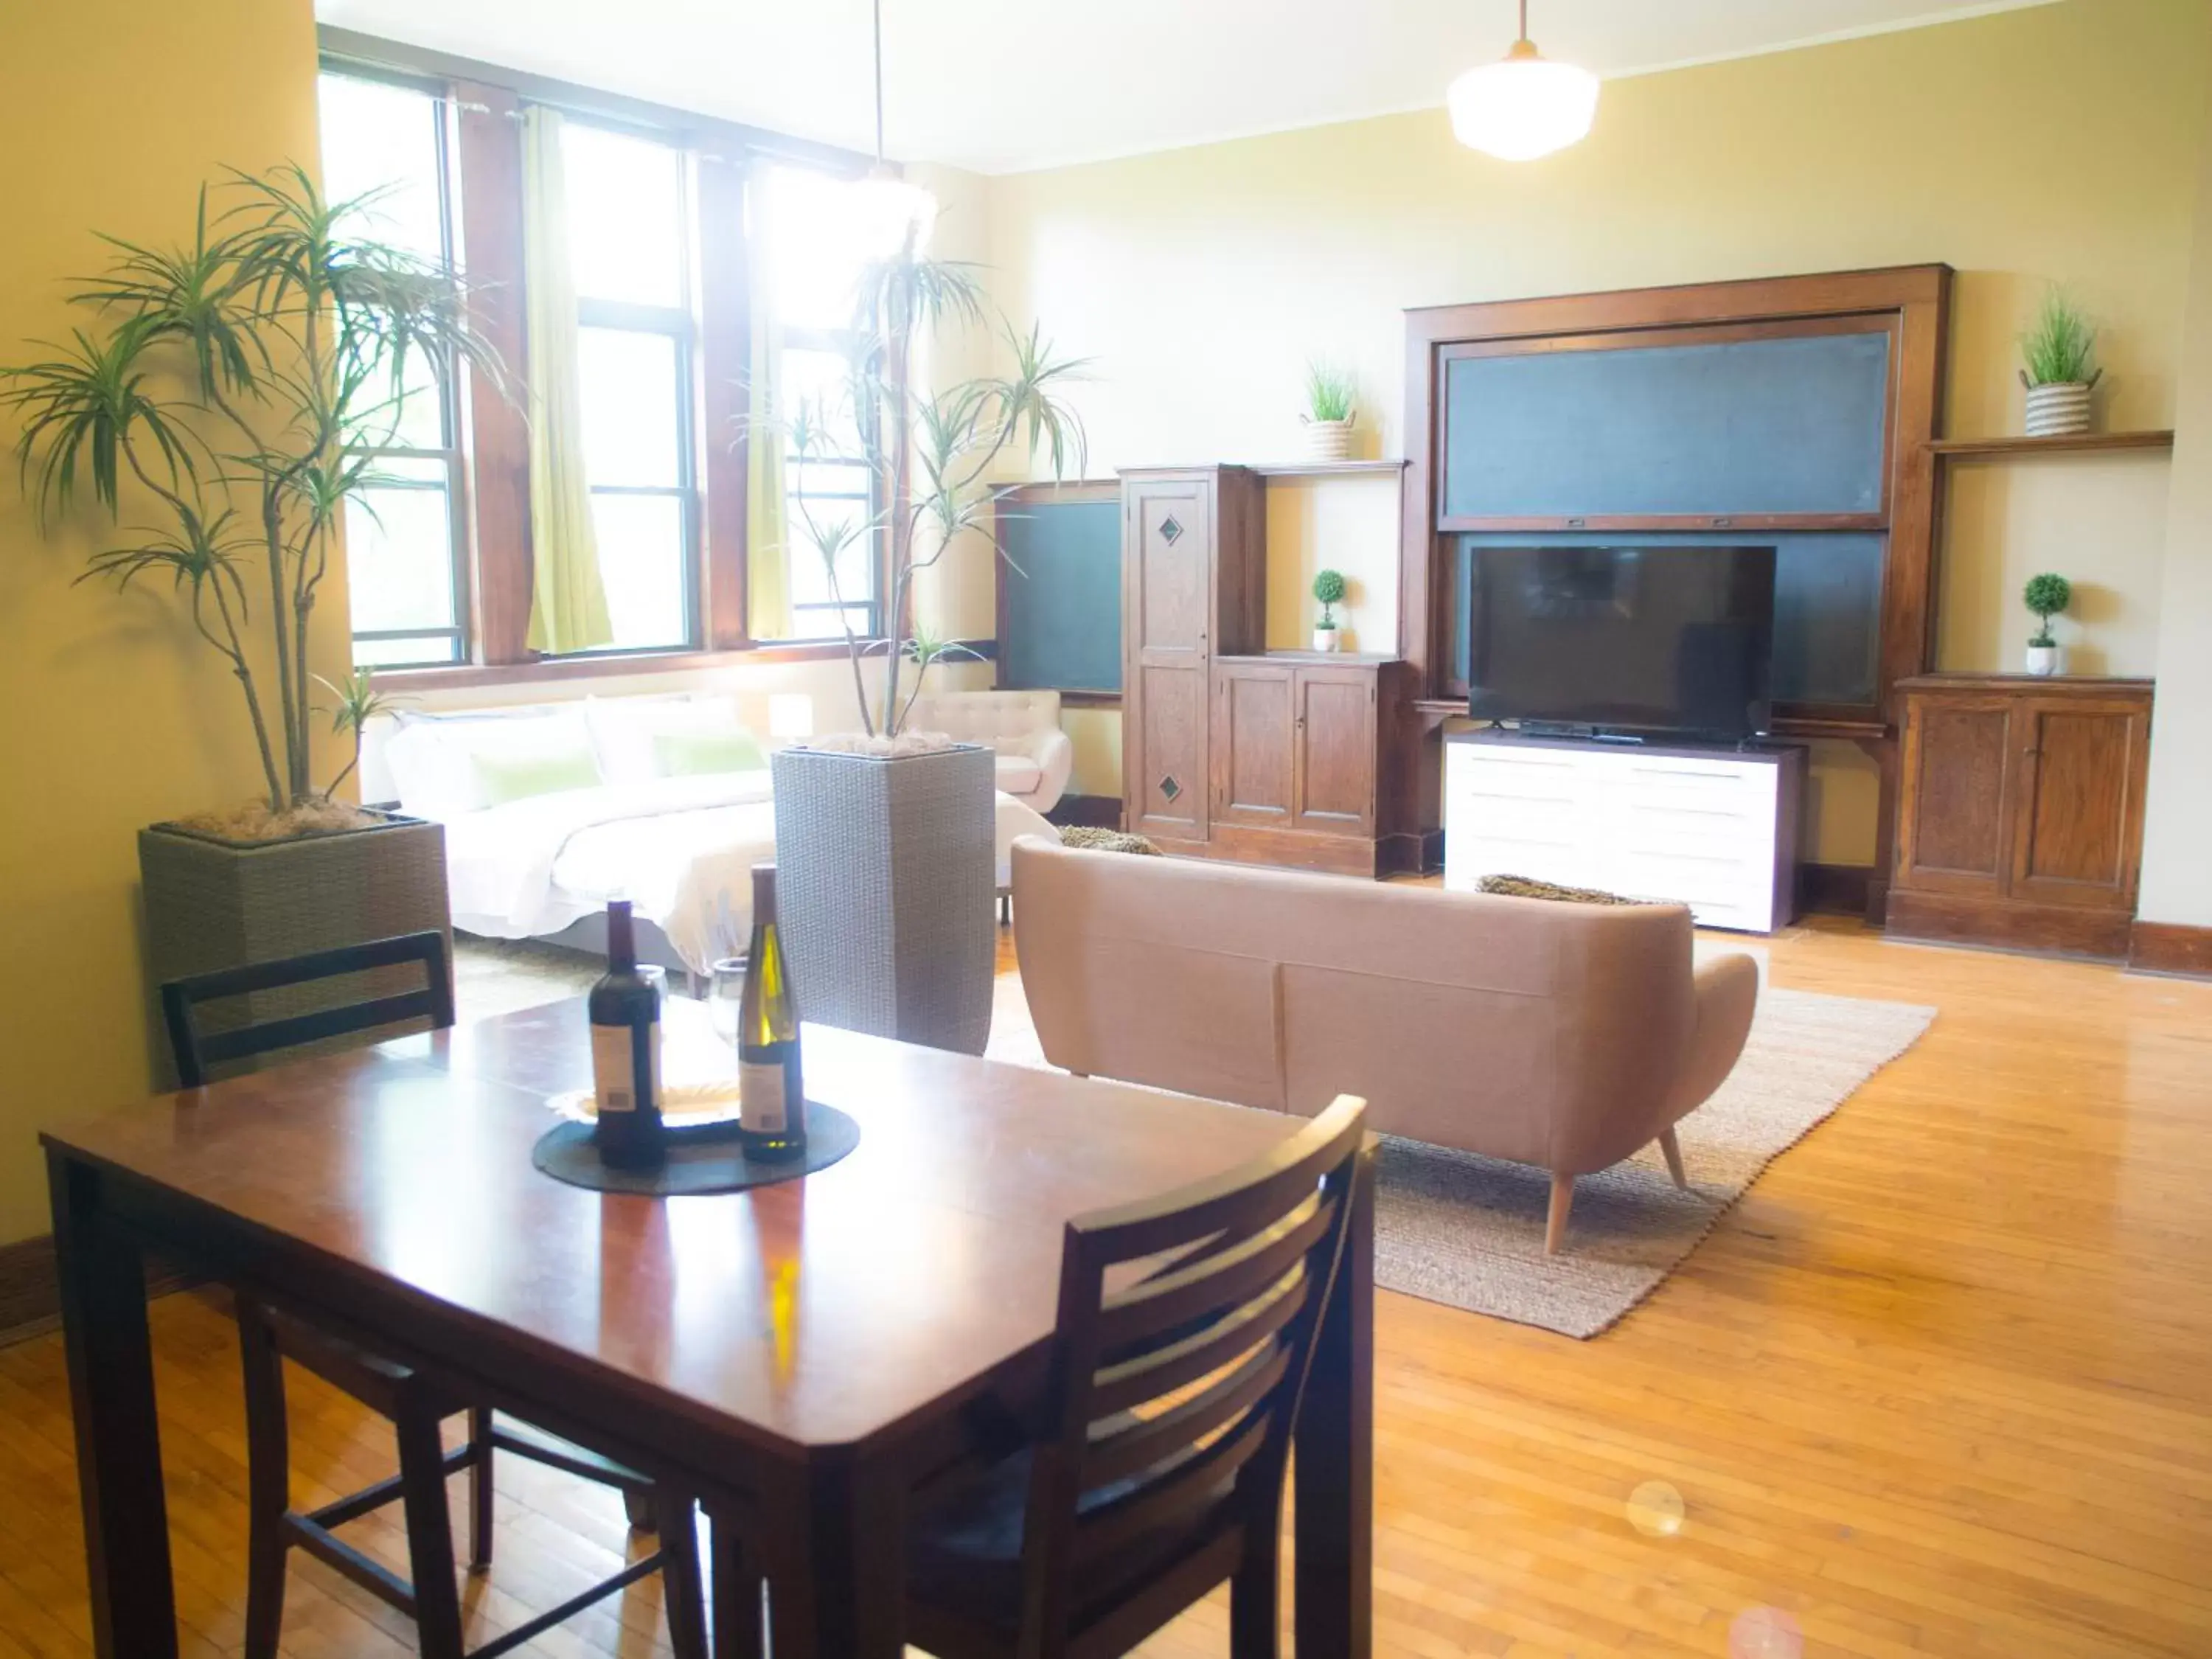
[0,1234,197,1349]
[2128,922,2212,978]
[371,638,997,694]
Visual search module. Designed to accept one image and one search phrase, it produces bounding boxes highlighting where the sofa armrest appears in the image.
[1661,952,1760,1124]
[1023,727,1074,814]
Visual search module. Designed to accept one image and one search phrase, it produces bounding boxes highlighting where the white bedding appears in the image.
[439,768,1061,975]
[443,771,776,971]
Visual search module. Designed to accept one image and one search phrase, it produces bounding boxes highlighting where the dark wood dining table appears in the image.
[43,995,1374,1659]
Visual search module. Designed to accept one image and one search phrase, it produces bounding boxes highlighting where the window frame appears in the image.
[318,63,474,670]
[779,320,885,643]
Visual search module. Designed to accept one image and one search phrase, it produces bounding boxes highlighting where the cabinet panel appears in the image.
[2012,701,2149,908]
[1897,699,2013,892]
[1292,668,1377,836]
[1213,664,1295,827]
[1127,481,1212,657]
[1130,663,1208,840]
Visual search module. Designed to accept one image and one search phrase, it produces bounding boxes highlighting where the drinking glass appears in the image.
[708,957,748,1051]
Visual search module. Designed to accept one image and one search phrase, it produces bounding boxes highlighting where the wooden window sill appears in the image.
[368,638,995,694]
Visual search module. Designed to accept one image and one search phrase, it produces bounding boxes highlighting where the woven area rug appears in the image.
[987,975,1935,1340]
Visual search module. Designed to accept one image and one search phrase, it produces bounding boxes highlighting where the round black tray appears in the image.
[531,1102,858,1195]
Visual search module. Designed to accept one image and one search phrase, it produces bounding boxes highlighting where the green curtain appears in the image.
[745,167,794,641]
[520,105,614,655]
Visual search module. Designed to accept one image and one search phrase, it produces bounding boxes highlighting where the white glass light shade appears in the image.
[1447,39,1599,161]
[849,164,938,257]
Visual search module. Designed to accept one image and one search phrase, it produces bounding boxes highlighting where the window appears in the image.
[563,120,697,654]
[759,165,883,641]
[318,70,468,669]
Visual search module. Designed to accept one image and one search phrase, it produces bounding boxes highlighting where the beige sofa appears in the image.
[1010,838,1760,1252]
[905,689,1074,815]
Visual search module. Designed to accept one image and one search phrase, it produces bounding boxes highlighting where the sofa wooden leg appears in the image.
[1658,1127,1688,1190]
[1545,1174,1574,1256]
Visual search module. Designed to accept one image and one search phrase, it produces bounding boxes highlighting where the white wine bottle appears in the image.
[590,900,665,1169]
[737,865,807,1161]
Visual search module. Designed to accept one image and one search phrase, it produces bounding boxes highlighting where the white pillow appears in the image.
[585,694,755,786]
[386,705,599,818]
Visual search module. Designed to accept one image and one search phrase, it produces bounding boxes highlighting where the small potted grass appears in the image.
[1301,362,1357,461]
[2020,291,2100,437]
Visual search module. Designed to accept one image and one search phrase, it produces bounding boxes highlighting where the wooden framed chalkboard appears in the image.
[992,481,1122,698]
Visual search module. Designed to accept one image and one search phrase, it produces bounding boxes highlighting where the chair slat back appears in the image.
[1015,1093,1367,1653]
[161,930,455,1088]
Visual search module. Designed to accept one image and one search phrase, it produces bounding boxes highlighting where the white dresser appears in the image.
[1443,731,1804,933]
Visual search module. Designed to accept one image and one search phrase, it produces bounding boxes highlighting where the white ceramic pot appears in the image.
[2025,642,2065,677]
[1313,626,1342,653]
[1302,417,1354,462]
[2024,382,2094,438]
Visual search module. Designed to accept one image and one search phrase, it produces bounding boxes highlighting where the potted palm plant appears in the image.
[2023,572,2073,676]
[1312,568,1348,652]
[2,167,505,1071]
[2020,291,2099,437]
[755,240,1088,1056]
[1301,361,1357,461]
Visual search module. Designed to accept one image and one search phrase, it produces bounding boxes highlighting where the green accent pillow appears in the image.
[470,743,602,806]
[653,726,767,777]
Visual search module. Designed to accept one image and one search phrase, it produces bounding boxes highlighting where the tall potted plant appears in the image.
[2020,290,2099,438]
[2,167,505,1068]
[756,241,1087,1055]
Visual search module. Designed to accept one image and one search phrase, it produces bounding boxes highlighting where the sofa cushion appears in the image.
[1475,873,1651,906]
[994,754,1044,793]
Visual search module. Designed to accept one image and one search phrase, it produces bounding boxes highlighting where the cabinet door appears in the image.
[1290,666,1377,838]
[1211,662,1296,828]
[1123,480,1214,840]
[1894,693,2017,898]
[2009,695,2151,912]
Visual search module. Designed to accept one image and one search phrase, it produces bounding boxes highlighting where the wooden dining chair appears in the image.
[714,1092,1370,1659]
[161,931,709,1659]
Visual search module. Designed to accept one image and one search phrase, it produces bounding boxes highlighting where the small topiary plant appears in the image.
[1312,568,1348,630]
[2023,572,2073,647]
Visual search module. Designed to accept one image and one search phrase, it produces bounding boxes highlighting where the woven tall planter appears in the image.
[139,810,451,1085]
[770,743,995,1056]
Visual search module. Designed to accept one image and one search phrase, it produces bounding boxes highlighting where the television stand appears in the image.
[1443,728,1805,933]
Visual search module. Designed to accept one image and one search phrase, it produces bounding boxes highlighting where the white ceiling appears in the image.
[315,0,2059,175]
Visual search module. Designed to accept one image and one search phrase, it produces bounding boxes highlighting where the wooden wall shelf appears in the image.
[1925,430,2175,459]
[1249,459,1410,479]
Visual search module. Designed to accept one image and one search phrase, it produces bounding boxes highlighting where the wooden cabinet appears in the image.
[1888,675,2153,958]
[1203,655,1406,876]
[1121,467,1265,846]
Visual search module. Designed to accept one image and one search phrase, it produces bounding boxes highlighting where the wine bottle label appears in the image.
[591,1020,660,1115]
[740,1061,787,1133]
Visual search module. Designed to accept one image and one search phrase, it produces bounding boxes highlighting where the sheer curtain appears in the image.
[745,167,794,641]
[520,105,615,655]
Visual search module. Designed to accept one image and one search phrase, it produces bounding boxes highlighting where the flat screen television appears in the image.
[1466,545,1777,741]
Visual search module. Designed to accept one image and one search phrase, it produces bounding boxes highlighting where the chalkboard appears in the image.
[1443,330,1892,521]
[995,485,1122,694]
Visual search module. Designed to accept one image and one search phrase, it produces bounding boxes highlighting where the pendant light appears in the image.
[849,0,937,255]
[1447,0,1599,161]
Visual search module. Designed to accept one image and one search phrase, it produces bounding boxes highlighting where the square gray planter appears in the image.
[139,809,451,1085]
[771,744,995,1056]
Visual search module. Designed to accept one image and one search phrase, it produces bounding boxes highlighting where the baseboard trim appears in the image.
[2128,921,2212,978]
[0,1232,198,1349]
[1046,793,1121,830]
[1885,891,2133,961]
[1801,863,1874,917]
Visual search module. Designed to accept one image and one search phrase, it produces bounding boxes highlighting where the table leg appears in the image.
[47,1148,178,1659]
[1294,1138,1374,1659]
[762,1460,905,1659]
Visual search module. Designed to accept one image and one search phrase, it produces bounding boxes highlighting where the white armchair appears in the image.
[906,689,1075,815]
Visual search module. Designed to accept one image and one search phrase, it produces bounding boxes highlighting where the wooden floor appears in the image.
[4,917,2211,1657]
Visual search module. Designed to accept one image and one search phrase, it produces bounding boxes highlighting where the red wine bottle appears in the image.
[590,900,665,1169]
[738,866,807,1161]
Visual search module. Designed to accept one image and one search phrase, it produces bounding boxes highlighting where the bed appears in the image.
[366,693,1058,978]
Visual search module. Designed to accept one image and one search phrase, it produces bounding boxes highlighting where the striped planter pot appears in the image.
[2024,381,2094,437]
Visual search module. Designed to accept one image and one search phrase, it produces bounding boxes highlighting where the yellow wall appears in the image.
[2140,46,2212,930]
[0,0,327,1242]
[984,0,2212,851]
